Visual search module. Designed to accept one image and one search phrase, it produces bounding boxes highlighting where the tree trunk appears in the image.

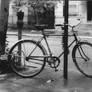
[0,0,9,55]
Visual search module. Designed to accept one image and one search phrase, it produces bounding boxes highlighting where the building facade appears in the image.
[55,1,89,25]
[8,0,92,28]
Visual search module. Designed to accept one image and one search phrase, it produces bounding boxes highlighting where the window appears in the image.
[69,4,78,16]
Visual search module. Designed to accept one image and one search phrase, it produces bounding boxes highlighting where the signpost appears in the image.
[17,10,24,40]
[17,10,24,66]
[63,0,69,80]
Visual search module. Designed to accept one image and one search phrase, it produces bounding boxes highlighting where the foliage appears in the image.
[11,0,60,12]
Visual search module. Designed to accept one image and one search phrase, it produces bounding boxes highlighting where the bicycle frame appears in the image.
[34,27,80,59]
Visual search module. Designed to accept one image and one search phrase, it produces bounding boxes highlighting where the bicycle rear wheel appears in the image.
[72,42,92,78]
[8,40,47,78]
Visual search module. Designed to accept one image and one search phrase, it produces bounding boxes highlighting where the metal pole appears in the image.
[63,0,69,80]
[17,10,24,65]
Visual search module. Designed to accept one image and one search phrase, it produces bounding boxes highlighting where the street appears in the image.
[0,30,90,92]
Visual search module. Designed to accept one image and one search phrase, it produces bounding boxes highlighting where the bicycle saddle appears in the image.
[35,24,48,30]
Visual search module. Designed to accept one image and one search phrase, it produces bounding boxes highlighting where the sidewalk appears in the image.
[0,68,92,92]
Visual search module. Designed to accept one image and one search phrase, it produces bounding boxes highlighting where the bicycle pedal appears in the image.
[55,69,58,72]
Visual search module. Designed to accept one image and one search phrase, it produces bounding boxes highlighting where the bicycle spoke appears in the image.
[9,40,47,78]
[72,42,92,78]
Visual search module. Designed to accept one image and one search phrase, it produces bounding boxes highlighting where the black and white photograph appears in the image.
[0,0,92,92]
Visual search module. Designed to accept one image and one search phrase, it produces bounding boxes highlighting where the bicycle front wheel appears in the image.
[8,40,47,78]
[72,42,92,78]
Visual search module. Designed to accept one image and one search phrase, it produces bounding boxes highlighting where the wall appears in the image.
[8,0,28,27]
[79,1,87,23]
[55,1,83,25]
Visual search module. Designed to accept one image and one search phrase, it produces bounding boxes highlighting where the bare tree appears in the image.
[0,0,9,55]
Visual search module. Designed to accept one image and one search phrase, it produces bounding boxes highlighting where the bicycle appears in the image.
[8,23,92,78]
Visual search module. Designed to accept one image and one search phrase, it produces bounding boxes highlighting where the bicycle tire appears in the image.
[8,40,47,78]
[72,42,92,78]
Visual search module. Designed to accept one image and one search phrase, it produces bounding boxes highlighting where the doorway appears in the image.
[87,1,92,21]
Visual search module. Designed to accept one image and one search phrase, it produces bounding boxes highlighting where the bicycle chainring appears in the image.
[48,56,60,68]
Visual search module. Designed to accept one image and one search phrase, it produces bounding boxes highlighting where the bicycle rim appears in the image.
[9,40,47,78]
[72,42,92,78]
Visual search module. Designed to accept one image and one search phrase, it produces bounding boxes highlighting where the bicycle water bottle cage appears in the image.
[35,24,48,30]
